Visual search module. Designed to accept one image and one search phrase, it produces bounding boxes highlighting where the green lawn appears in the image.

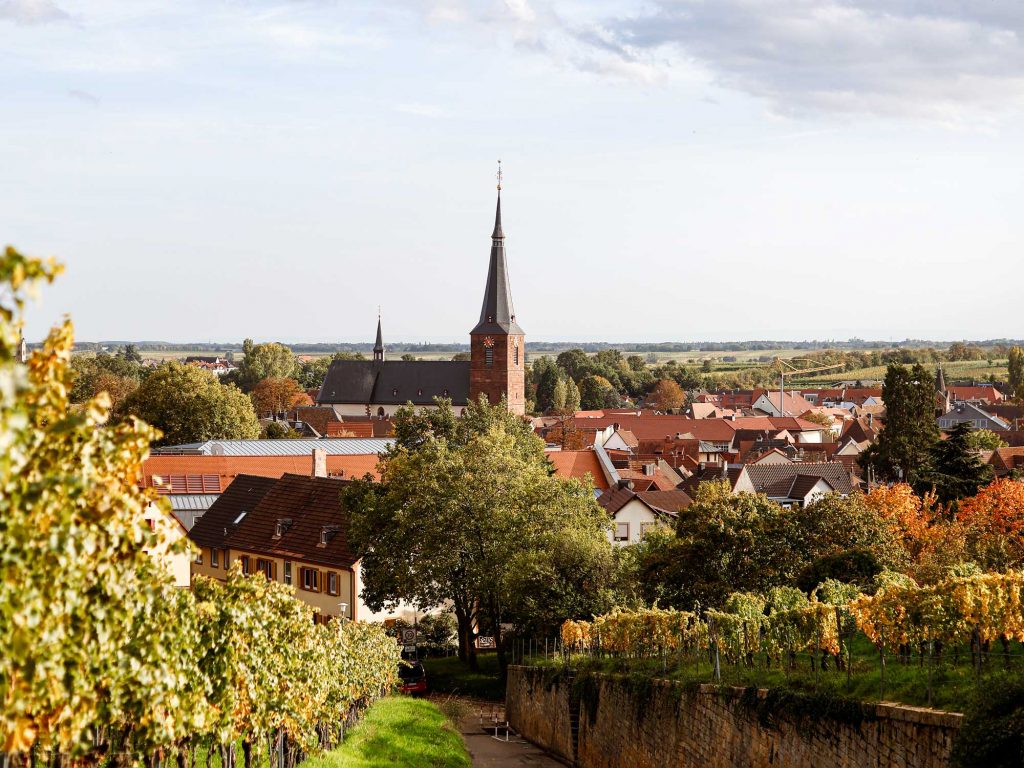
[302,697,470,768]
[422,653,505,701]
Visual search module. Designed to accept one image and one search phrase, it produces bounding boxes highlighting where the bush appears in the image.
[952,678,1024,768]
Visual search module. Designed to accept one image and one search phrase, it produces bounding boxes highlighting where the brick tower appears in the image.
[469,167,525,415]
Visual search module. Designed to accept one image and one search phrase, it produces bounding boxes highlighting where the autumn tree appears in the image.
[250,376,312,418]
[649,378,686,412]
[958,478,1024,570]
[967,428,1008,451]
[121,360,260,445]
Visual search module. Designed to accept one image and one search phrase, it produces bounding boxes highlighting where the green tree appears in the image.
[555,348,591,381]
[966,428,1008,452]
[236,339,297,390]
[860,363,939,483]
[345,397,608,672]
[119,343,143,363]
[529,356,561,412]
[579,374,618,410]
[1009,346,1024,400]
[551,378,567,411]
[565,377,581,413]
[916,422,994,505]
[121,360,260,445]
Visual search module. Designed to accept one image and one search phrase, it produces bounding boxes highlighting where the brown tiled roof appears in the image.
[637,489,692,513]
[948,386,1004,403]
[224,474,359,570]
[744,463,855,496]
[294,406,342,436]
[187,474,278,550]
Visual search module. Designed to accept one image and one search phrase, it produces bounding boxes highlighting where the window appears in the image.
[211,548,219,568]
[194,549,203,564]
[485,348,493,367]
[417,388,423,397]
[240,555,250,575]
[301,567,320,592]
[328,572,339,595]
[256,558,275,580]
[377,407,385,418]
[283,560,292,585]
[392,388,398,396]
[613,522,630,542]
[274,518,292,538]
[514,344,519,366]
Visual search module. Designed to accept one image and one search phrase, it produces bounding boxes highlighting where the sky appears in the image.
[3,0,1024,344]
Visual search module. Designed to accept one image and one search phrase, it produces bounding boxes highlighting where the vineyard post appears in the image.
[926,631,934,709]
[879,626,886,700]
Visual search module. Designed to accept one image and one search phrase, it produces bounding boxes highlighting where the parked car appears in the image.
[399,659,427,695]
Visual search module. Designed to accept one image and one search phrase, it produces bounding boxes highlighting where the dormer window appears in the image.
[274,518,292,538]
[392,388,398,397]
[417,389,423,397]
[319,526,340,547]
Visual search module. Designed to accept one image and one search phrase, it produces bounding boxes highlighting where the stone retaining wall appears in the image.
[506,666,962,768]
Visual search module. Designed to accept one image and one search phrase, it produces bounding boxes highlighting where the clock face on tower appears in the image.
[483,337,495,348]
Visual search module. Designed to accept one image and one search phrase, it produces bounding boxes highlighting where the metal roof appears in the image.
[153,437,394,457]
[168,494,220,511]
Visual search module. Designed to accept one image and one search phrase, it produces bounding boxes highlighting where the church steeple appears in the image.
[373,313,385,362]
[471,163,522,336]
[468,162,525,416]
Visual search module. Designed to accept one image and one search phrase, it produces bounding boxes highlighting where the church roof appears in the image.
[317,359,470,406]
[472,191,523,336]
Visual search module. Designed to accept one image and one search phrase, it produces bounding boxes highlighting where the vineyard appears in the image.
[0,248,399,767]
[556,571,1024,709]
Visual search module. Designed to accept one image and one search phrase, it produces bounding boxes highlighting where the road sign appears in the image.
[400,628,417,645]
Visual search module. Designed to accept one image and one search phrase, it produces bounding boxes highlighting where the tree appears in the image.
[250,376,312,418]
[966,428,1008,452]
[916,422,994,505]
[1009,346,1024,400]
[119,343,143,363]
[400,353,417,361]
[799,409,837,437]
[648,378,686,412]
[860,363,939,483]
[529,356,561,413]
[121,361,260,445]
[565,377,581,413]
[236,339,297,390]
[551,378,567,411]
[345,397,609,672]
[579,374,618,410]
[555,348,591,382]
[70,352,146,408]
[958,478,1024,570]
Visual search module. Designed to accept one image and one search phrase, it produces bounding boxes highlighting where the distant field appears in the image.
[793,359,1007,385]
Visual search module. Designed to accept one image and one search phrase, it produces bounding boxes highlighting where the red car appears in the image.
[399,660,427,695]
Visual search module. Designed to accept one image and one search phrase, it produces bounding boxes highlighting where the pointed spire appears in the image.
[373,311,385,362]
[936,363,946,394]
[472,162,522,336]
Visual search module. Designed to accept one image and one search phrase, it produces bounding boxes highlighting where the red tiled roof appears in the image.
[143,453,382,489]
[948,386,1004,402]
[545,450,609,490]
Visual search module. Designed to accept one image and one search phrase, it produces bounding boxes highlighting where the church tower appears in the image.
[469,165,525,415]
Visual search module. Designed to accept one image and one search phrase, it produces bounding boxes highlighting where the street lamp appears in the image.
[337,601,348,621]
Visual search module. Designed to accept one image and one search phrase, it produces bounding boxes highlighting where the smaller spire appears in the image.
[935,363,946,394]
[373,311,385,362]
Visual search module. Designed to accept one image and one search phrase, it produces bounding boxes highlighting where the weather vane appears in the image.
[496,159,502,191]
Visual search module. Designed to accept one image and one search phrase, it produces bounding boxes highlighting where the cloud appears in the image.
[0,0,68,25]
[572,1,1024,119]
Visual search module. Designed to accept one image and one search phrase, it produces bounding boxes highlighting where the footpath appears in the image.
[434,696,566,768]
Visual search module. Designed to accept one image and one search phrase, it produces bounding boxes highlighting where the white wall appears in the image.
[607,499,668,547]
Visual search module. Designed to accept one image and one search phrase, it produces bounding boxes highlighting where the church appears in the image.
[316,181,525,417]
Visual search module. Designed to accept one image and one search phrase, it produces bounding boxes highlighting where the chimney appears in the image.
[720,461,728,479]
[867,413,873,428]
[699,461,706,472]
[312,447,327,478]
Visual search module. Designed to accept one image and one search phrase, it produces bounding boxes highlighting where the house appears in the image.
[751,390,817,418]
[597,484,691,546]
[946,385,1004,405]
[188,472,377,622]
[185,356,237,376]
[983,447,1024,477]
[681,462,856,508]
[317,186,525,417]
[938,402,1010,432]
